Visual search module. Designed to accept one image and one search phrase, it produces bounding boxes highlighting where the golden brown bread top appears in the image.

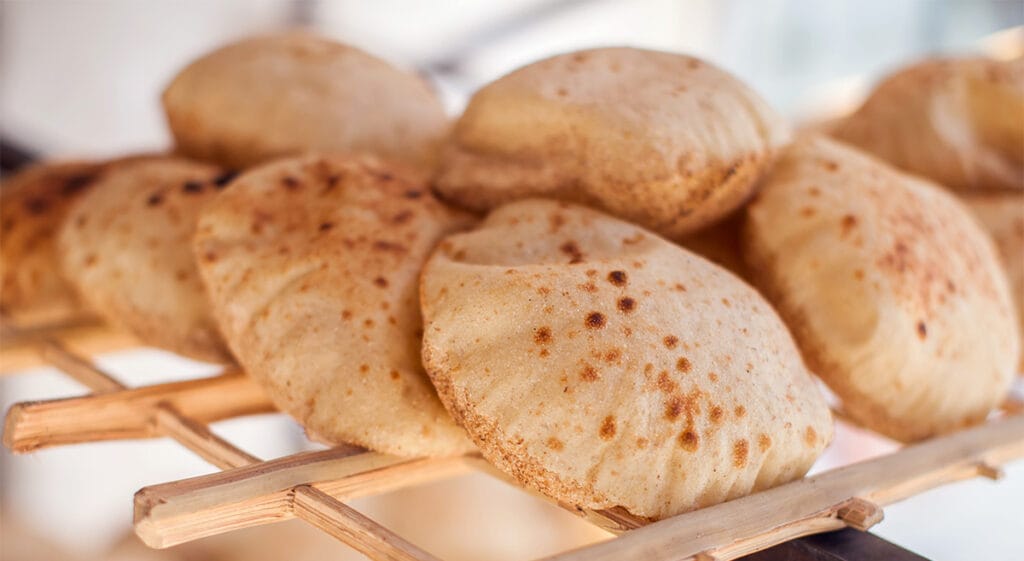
[743,135,1019,441]
[58,157,233,362]
[435,47,790,239]
[421,199,831,519]
[833,56,1024,191]
[195,154,474,456]
[163,32,450,171]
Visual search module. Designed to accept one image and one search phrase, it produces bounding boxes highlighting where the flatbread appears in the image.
[833,57,1024,191]
[1,161,104,325]
[163,32,449,171]
[58,157,233,362]
[194,154,474,456]
[435,47,790,239]
[960,191,1024,370]
[743,136,1019,441]
[420,199,831,519]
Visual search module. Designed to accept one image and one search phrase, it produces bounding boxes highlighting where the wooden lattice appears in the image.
[2,319,1022,561]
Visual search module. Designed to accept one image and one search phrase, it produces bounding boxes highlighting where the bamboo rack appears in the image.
[2,320,1023,561]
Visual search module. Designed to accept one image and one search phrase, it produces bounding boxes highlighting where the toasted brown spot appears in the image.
[617,297,636,313]
[341,310,353,320]
[674,283,687,292]
[560,241,584,263]
[800,206,816,218]
[182,180,204,194]
[758,433,772,452]
[854,269,865,280]
[373,277,389,288]
[213,171,238,187]
[146,193,164,207]
[373,240,406,253]
[282,176,301,190]
[580,281,598,293]
[392,210,414,224]
[840,214,858,236]
[603,349,621,362]
[805,426,817,447]
[676,357,692,373]
[663,335,679,349]
[678,430,699,451]
[580,364,599,382]
[635,438,648,449]
[721,298,731,307]
[664,396,684,420]
[546,437,564,451]
[708,372,718,382]
[917,321,927,340]
[733,439,749,468]
[319,221,334,231]
[83,254,98,267]
[823,160,839,172]
[599,416,616,440]
[389,370,400,380]
[657,371,679,394]
[607,270,628,286]
[534,327,552,344]
[735,405,746,418]
[359,364,370,373]
[709,406,724,424]
[585,312,606,328]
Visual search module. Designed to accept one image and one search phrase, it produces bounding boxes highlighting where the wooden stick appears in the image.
[293,486,442,561]
[0,319,136,375]
[134,447,475,548]
[536,413,1024,561]
[3,324,442,560]
[3,371,273,453]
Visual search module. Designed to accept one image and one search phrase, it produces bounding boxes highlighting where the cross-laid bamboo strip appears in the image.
[0,318,136,375]
[3,371,273,452]
[4,316,1023,561]
[537,413,1024,561]
[0,323,448,561]
[134,447,476,548]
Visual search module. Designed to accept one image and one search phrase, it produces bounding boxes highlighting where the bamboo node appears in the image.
[975,461,1005,481]
[836,497,884,531]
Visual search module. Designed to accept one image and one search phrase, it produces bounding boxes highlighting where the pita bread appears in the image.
[163,33,449,171]
[434,47,790,239]
[960,191,1024,370]
[194,154,474,456]
[743,136,1019,441]
[1,161,104,325]
[58,158,233,362]
[420,199,831,519]
[833,57,1024,191]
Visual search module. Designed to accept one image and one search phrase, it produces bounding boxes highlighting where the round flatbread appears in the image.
[833,57,1024,191]
[163,33,449,171]
[2,160,104,325]
[960,191,1024,370]
[743,136,1019,441]
[194,154,474,456]
[435,47,790,239]
[58,158,233,362]
[420,199,831,519]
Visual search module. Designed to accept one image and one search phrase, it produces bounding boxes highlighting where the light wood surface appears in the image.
[0,319,137,374]
[1,323,444,561]
[3,371,273,453]
[133,447,475,548]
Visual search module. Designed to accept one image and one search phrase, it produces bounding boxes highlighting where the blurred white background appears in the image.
[1,1,1023,560]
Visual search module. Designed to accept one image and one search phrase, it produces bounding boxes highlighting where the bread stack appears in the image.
[1,32,1019,525]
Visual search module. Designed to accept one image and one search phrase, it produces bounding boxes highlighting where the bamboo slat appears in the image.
[539,413,1024,561]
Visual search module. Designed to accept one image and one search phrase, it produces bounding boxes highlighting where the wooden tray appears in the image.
[3,319,1022,561]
